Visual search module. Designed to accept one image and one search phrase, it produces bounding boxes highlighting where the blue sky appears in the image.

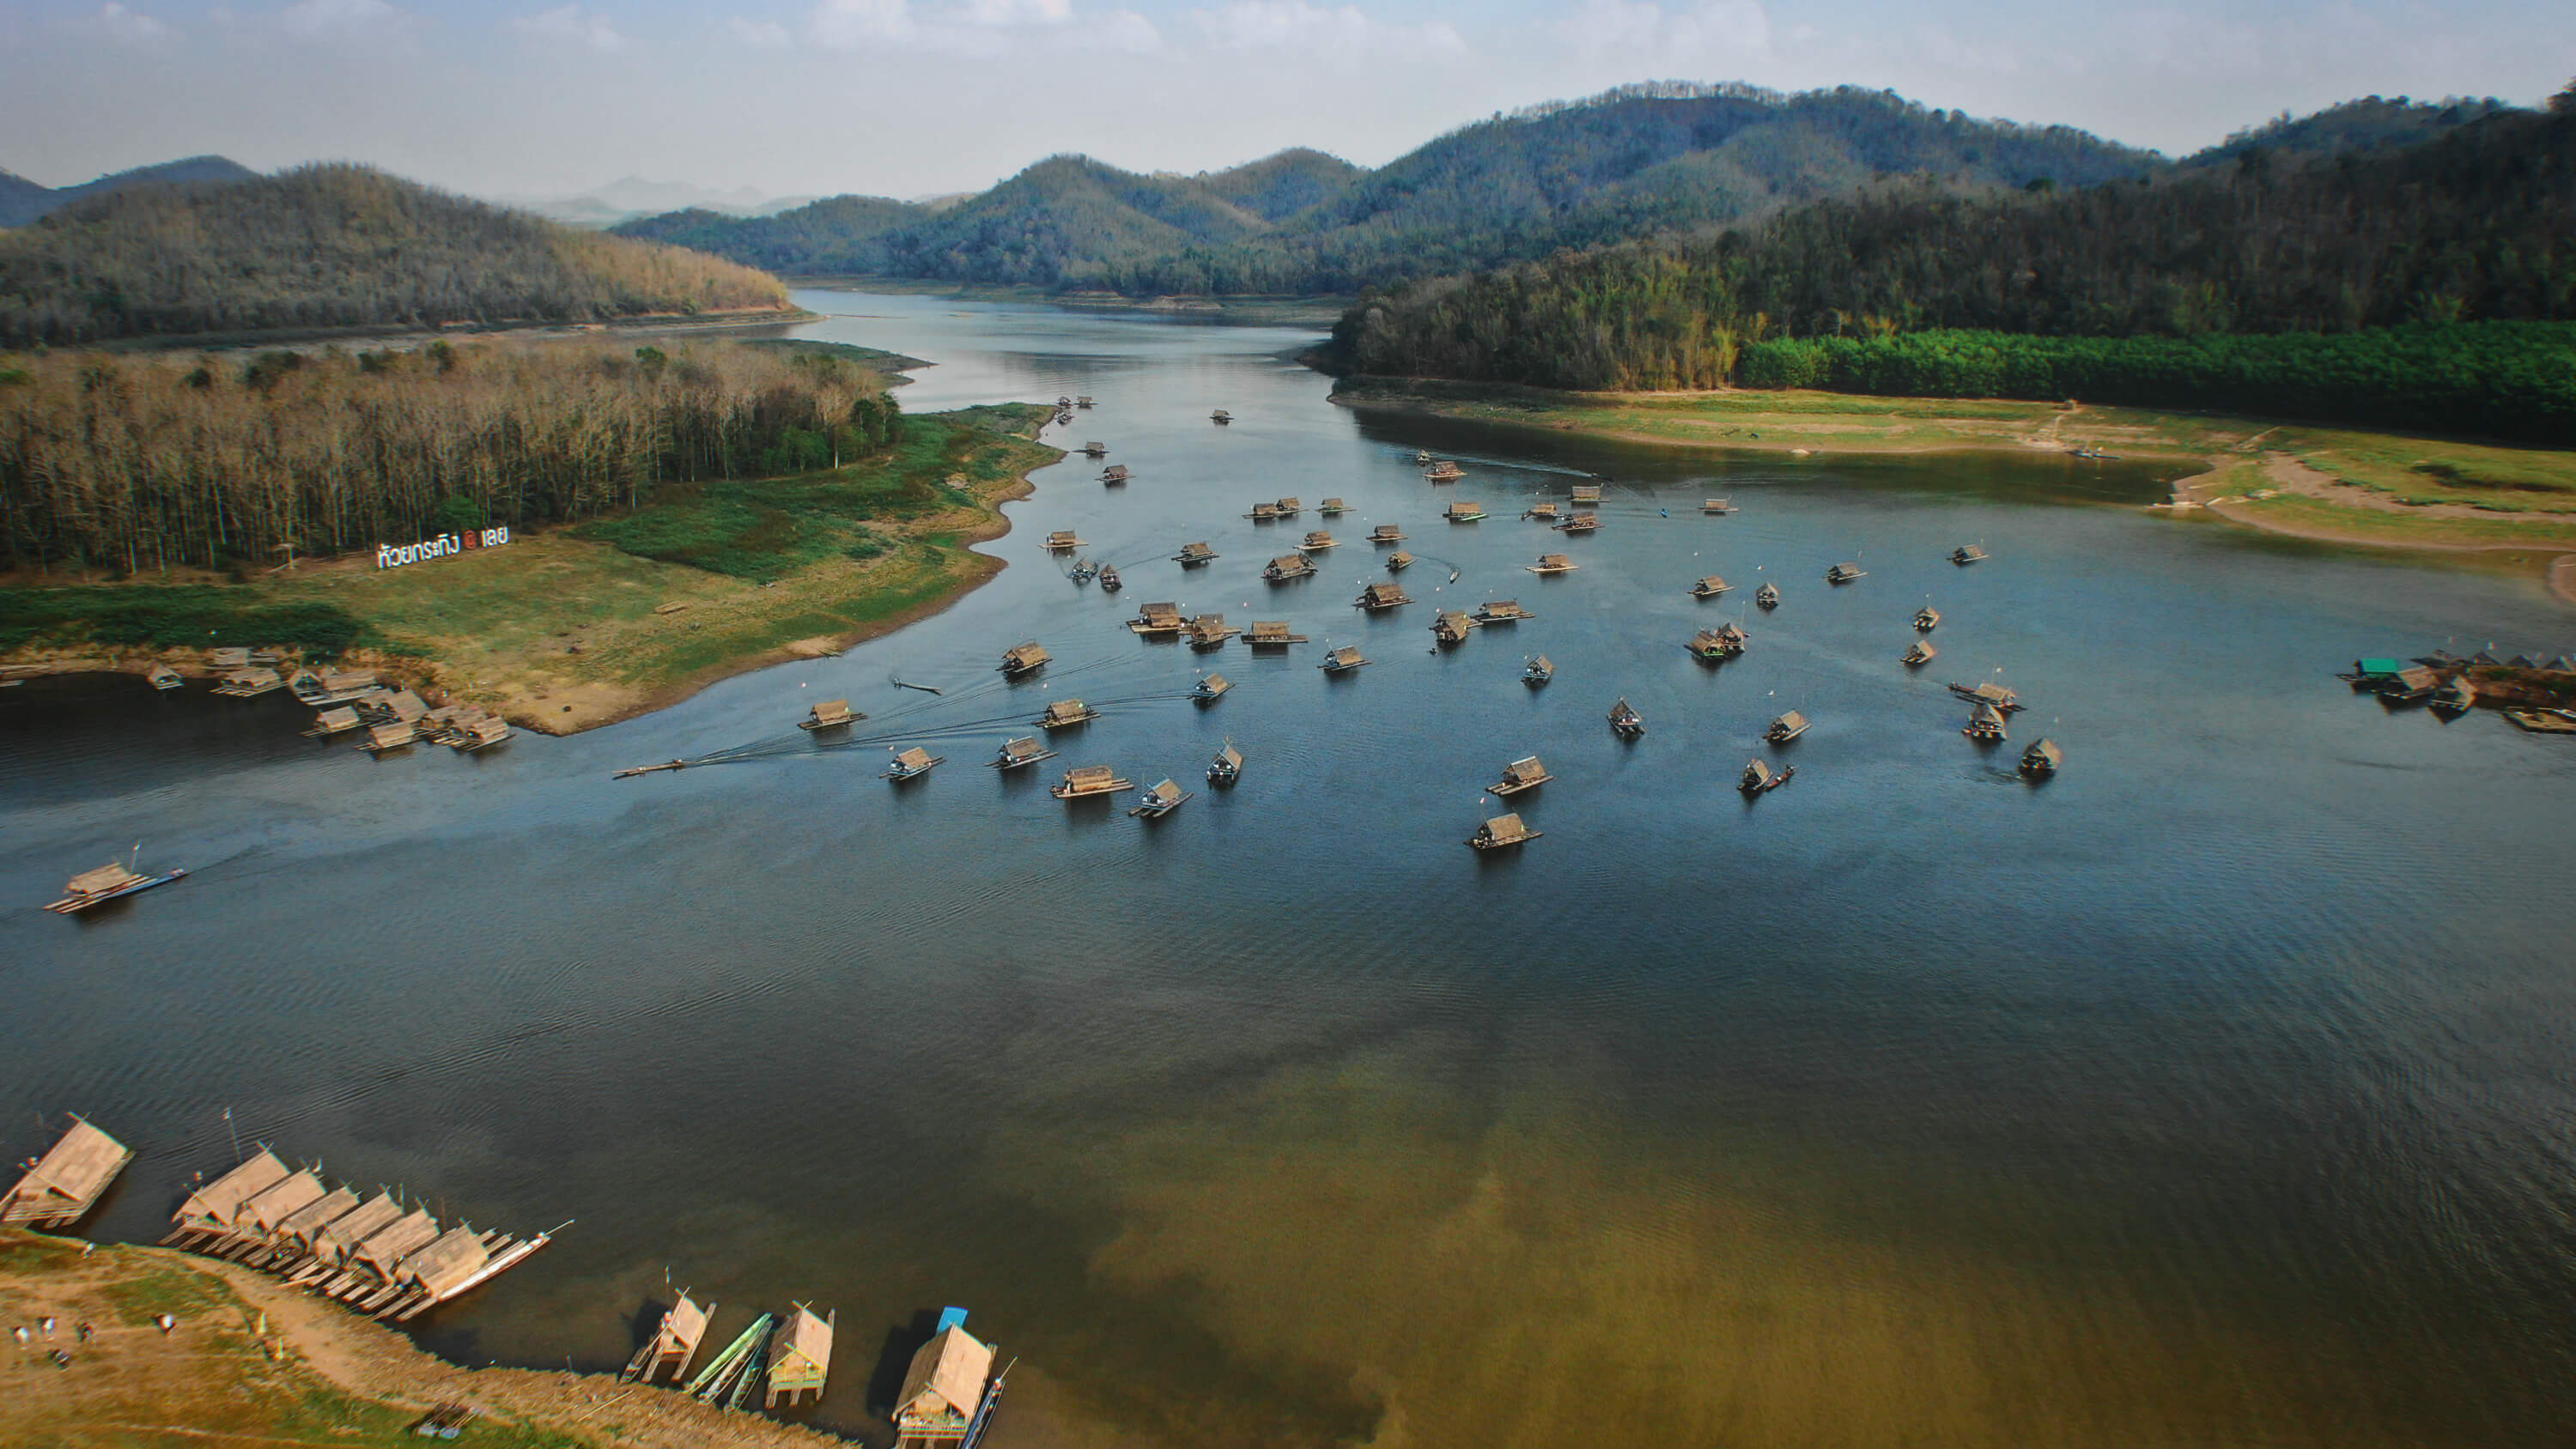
[3,0,2569,200]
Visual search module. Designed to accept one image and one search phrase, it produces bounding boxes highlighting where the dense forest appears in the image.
[0,340,902,575]
[0,164,793,347]
[1329,94,2576,440]
[615,83,2174,295]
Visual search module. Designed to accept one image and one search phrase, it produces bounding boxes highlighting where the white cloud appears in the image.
[728,15,793,46]
[276,0,418,46]
[1546,0,1775,67]
[1186,1,1463,58]
[810,0,1156,55]
[82,3,177,45]
[512,5,629,52]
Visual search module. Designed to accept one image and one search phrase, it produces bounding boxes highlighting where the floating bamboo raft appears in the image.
[1357,582,1411,610]
[1490,755,1551,796]
[626,1293,714,1385]
[2,1116,131,1228]
[1052,765,1133,800]
[1691,576,1731,598]
[1173,542,1219,567]
[1244,620,1306,647]
[1467,813,1540,851]
[1528,554,1577,575]
[801,699,863,731]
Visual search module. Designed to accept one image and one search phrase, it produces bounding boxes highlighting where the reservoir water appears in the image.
[6,289,2575,1447]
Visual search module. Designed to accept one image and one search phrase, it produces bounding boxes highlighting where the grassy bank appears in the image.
[0,404,1060,732]
[1331,376,2576,567]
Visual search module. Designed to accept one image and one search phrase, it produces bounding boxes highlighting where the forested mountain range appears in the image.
[1325,94,2576,440]
[611,83,2518,297]
[0,164,793,347]
[0,154,256,227]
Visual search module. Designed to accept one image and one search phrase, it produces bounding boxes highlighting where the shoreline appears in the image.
[1330,376,2576,606]
[1,412,1062,737]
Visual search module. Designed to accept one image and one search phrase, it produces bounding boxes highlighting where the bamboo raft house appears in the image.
[1301,530,1338,550]
[2505,707,2576,732]
[306,1191,402,1277]
[1320,645,1370,673]
[1755,582,1780,609]
[1192,672,1232,703]
[1057,395,1073,409]
[1245,501,1282,522]
[1129,601,1186,636]
[1916,605,1942,632]
[1188,614,1242,650]
[1274,496,1302,516]
[356,688,430,726]
[1555,512,1601,533]
[360,721,416,754]
[1704,498,1736,514]
[2,1117,132,1229]
[1741,759,1794,794]
[1964,701,2010,742]
[1571,483,1602,505]
[989,736,1058,771]
[1099,464,1130,484]
[801,698,864,731]
[1952,543,1990,565]
[1472,600,1534,624]
[1422,460,1463,481]
[1080,441,1109,457]
[1385,551,1416,572]
[1523,655,1553,687]
[149,664,185,691]
[1431,610,1478,645]
[1528,554,1577,575]
[999,642,1051,678]
[1037,699,1100,730]
[1467,813,1541,851]
[627,1292,714,1385]
[2020,739,2063,775]
[1356,581,1412,611]
[1076,395,1094,408]
[1264,554,1316,582]
[1211,409,1232,423]
[1691,576,1732,598]
[1826,561,1868,584]
[454,718,513,752]
[1244,620,1306,647]
[1607,697,1644,737]
[1687,627,1741,663]
[896,1319,998,1448]
[1445,500,1487,522]
[45,857,190,914]
[290,669,380,705]
[884,747,945,780]
[766,1304,836,1410]
[1370,523,1407,543]
[2433,675,2479,717]
[1130,779,1194,817]
[1522,501,1561,522]
[1042,530,1085,552]
[169,1149,291,1238]
[1174,542,1219,567]
[1052,764,1133,800]
[1766,710,1810,743]
[210,646,252,670]
[1905,640,1938,668]
[2382,665,2440,704]
[1320,498,1346,515]
[213,667,286,698]
[1948,681,2023,712]
[1490,755,1552,796]
[1208,740,1244,784]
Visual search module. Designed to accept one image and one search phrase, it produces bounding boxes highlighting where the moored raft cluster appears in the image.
[161,1146,564,1324]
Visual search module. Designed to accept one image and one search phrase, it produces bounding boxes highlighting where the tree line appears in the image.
[0,340,902,577]
[1327,94,2576,440]
[0,163,793,347]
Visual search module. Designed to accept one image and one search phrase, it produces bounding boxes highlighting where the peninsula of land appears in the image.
[1332,377,2576,602]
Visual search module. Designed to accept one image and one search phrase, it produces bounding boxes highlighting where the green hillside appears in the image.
[0,163,793,346]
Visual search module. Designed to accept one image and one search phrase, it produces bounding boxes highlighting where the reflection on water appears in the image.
[4,290,2575,1446]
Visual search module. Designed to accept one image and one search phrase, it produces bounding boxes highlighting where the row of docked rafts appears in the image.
[160,1146,563,1324]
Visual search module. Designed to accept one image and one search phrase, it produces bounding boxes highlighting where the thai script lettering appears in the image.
[378,527,508,569]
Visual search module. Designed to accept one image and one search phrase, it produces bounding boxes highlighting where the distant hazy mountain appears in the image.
[501,177,819,227]
[0,155,258,227]
[0,163,793,346]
